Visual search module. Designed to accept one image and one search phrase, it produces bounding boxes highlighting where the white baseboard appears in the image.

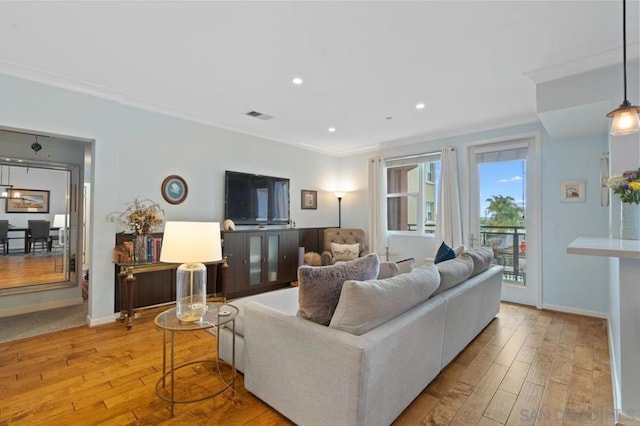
[540,303,608,319]
[607,317,623,423]
[0,297,84,318]
[88,313,121,327]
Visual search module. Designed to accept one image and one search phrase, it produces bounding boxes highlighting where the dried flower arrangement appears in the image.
[107,198,165,236]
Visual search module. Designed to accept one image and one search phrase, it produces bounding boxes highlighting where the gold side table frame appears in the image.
[154,303,238,417]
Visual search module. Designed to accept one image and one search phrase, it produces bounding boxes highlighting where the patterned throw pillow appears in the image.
[331,242,360,262]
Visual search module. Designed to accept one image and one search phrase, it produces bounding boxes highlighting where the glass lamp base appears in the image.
[176,262,207,322]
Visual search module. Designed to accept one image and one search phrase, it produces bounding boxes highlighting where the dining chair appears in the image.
[0,220,9,255]
[28,220,51,254]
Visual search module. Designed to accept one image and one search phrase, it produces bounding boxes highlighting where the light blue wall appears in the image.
[540,132,609,314]
[346,122,611,316]
[0,71,614,321]
[0,73,341,323]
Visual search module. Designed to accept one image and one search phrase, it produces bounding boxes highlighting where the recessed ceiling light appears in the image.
[292,77,303,85]
[328,127,336,132]
[416,103,426,110]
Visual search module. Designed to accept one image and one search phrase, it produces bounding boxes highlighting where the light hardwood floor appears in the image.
[0,302,616,425]
[0,253,65,289]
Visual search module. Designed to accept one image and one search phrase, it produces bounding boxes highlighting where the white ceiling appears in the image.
[0,1,638,156]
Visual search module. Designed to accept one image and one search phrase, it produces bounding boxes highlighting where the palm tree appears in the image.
[485,195,524,227]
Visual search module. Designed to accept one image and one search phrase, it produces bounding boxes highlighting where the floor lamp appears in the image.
[335,192,345,228]
[160,221,222,323]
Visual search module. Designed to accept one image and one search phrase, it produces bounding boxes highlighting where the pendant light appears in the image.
[606,0,640,136]
[0,165,21,200]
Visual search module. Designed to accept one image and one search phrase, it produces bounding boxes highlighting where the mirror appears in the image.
[0,160,75,293]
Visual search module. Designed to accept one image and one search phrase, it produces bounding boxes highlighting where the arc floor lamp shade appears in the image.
[160,221,222,323]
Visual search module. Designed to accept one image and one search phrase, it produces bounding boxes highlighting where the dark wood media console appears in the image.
[113,227,328,315]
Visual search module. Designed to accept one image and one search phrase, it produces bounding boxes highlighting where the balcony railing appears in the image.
[397,223,526,284]
[481,225,526,284]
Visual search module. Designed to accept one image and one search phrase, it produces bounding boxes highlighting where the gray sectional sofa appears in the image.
[216,251,503,426]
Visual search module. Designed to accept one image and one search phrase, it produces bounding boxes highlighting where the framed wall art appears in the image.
[5,189,50,213]
[301,190,317,210]
[560,180,585,203]
[161,175,188,205]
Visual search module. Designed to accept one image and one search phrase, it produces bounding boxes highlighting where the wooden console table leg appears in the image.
[125,272,136,329]
[117,268,127,323]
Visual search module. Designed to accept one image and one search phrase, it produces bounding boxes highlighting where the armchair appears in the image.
[321,228,371,265]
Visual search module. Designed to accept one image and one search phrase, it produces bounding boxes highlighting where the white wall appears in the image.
[0,73,341,324]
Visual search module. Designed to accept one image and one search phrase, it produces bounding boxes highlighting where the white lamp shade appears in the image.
[160,221,222,264]
[53,214,69,228]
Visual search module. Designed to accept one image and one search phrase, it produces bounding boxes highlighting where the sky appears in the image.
[478,160,526,218]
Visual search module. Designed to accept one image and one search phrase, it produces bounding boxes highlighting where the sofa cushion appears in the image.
[434,242,456,264]
[466,247,494,277]
[329,263,440,335]
[331,242,360,262]
[297,252,380,325]
[377,261,400,279]
[433,253,474,295]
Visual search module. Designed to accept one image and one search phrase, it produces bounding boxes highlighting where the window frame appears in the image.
[385,152,440,235]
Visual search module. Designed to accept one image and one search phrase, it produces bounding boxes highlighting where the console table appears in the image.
[567,237,640,419]
[115,258,227,329]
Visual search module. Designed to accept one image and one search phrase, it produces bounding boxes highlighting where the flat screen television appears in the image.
[224,171,290,225]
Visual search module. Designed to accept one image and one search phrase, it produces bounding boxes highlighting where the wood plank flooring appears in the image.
[0,253,65,289]
[0,302,617,425]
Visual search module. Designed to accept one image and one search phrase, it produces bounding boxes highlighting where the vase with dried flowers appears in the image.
[108,198,165,262]
[607,167,640,240]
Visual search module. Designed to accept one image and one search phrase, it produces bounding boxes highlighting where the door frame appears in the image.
[462,131,542,308]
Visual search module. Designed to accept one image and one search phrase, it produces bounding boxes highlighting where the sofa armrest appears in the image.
[244,301,367,425]
[321,250,333,265]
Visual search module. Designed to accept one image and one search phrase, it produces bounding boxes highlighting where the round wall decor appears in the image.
[161,175,188,204]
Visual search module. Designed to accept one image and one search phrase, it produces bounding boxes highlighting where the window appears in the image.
[386,154,440,234]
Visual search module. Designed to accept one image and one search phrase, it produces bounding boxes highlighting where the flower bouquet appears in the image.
[607,167,640,239]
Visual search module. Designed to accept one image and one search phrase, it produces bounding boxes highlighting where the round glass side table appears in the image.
[154,302,238,417]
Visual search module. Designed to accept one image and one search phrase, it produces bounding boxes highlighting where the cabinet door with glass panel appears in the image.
[248,231,281,286]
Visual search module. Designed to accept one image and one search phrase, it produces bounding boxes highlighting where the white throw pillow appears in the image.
[432,253,474,296]
[465,247,494,277]
[331,242,360,262]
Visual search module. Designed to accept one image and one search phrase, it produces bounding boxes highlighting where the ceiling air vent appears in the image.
[246,110,274,120]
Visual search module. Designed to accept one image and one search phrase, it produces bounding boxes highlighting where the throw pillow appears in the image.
[377,261,400,279]
[297,252,380,325]
[434,241,456,264]
[303,251,322,266]
[331,242,360,262]
[432,253,474,295]
[395,258,415,274]
[465,246,494,277]
[329,263,441,336]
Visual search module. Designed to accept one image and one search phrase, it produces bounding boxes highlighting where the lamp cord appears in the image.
[622,0,628,102]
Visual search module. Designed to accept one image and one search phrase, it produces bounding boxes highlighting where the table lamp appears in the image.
[160,221,222,323]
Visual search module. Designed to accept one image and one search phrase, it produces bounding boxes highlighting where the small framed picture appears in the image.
[161,175,188,205]
[301,190,317,210]
[5,189,50,213]
[560,180,585,203]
